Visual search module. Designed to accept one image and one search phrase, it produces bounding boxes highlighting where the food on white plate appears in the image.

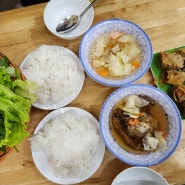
[30,113,101,178]
[89,31,141,78]
[20,45,84,106]
[0,53,37,153]
[109,94,167,154]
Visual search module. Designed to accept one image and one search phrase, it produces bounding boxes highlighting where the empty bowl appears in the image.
[111,167,169,185]
[43,0,94,40]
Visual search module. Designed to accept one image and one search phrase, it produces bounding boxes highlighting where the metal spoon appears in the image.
[56,0,97,34]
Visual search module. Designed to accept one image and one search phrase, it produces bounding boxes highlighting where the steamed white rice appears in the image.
[30,113,100,178]
[21,45,84,105]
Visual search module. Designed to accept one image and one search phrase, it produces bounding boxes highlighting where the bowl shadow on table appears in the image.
[82,155,131,185]
[100,158,131,184]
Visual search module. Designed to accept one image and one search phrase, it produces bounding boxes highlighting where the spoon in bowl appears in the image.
[56,0,97,34]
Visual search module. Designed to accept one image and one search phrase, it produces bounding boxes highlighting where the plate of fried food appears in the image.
[151,46,185,119]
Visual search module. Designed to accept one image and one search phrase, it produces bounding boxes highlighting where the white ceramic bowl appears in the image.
[79,19,153,86]
[100,84,182,166]
[111,167,169,185]
[43,0,94,40]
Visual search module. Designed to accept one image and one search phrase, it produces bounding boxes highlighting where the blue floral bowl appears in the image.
[100,84,182,166]
[79,19,153,86]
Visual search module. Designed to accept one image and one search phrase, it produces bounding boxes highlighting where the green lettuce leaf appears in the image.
[0,84,31,148]
[0,67,12,89]
[12,79,38,103]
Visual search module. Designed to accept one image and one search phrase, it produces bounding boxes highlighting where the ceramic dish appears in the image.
[100,84,182,166]
[20,45,85,110]
[79,18,153,86]
[31,107,105,184]
[111,167,169,185]
[43,0,94,40]
[150,46,185,119]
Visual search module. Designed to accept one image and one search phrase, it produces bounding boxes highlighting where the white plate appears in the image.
[31,107,105,184]
[20,45,85,110]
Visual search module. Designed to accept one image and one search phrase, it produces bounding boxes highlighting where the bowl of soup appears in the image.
[100,84,182,166]
[79,19,153,86]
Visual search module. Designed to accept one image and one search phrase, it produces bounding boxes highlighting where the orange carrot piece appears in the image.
[97,69,109,76]
[128,118,139,126]
[132,60,140,68]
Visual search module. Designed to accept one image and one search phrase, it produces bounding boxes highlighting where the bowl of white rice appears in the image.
[30,107,105,184]
[20,45,85,110]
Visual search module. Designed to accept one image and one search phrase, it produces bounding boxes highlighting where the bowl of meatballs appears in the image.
[100,84,182,166]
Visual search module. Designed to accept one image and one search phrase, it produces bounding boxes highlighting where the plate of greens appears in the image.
[150,46,185,119]
[0,52,37,160]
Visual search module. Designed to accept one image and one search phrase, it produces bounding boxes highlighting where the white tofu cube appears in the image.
[92,46,105,57]
[122,63,134,75]
[119,34,134,43]
[143,134,159,151]
[109,31,122,39]
[111,44,120,53]
[92,59,105,68]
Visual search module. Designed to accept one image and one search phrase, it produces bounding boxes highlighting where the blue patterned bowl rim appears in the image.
[79,18,153,86]
[100,84,182,166]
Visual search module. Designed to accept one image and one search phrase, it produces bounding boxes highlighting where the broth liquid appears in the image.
[109,101,169,154]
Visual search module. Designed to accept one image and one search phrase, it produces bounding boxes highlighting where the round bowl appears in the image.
[43,0,94,40]
[100,84,182,166]
[111,167,169,185]
[79,18,153,86]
